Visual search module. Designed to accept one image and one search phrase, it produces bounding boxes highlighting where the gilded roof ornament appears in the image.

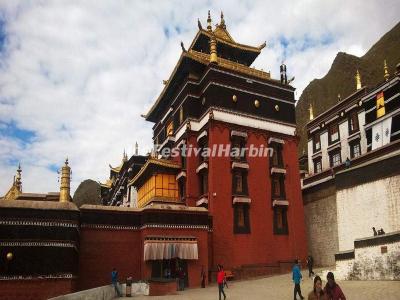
[220,11,226,29]
[180,41,187,52]
[384,60,390,81]
[355,69,362,90]
[207,10,212,31]
[258,41,267,50]
[309,103,314,121]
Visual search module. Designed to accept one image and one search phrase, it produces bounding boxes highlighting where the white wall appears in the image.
[339,121,350,161]
[337,175,400,251]
[320,131,329,170]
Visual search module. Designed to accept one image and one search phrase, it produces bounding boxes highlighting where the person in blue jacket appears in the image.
[111,268,122,297]
[292,259,304,300]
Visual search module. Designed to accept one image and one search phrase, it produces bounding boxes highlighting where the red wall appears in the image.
[78,228,141,290]
[204,121,307,271]
[0,278,76,300]
[78,224,209,290]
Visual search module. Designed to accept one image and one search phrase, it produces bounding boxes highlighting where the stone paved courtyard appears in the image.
[120,271,400,300]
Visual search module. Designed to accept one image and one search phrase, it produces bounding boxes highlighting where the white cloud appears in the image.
[0,0,399,195]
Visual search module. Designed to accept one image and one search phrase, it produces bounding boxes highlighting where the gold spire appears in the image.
[309,103,314,121]
[59,158,71,202]
[15,163,22,191]
[355,69,362,90]
[209,34,218,64]
[220,11,226,29]
[384,60,390,81]
[122,150,128,162]
[207,10,212,31]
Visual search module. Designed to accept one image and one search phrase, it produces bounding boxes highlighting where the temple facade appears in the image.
[302,62,400,279]
[1,12,308,299]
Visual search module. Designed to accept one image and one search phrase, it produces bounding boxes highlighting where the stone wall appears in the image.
[303,181,338,267]
[336,174,400,251]
[335,231,400,280]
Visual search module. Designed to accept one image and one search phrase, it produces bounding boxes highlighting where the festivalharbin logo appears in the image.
[155,144,274,158]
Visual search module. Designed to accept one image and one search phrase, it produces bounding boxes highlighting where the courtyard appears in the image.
[122,271,400,300]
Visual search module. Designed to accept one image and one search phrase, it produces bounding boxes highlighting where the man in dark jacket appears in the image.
[307,255,315,278]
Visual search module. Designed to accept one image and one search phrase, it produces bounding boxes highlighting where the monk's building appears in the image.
[302,62,400,279]
[1,12,308,299]
[128,11,308,278]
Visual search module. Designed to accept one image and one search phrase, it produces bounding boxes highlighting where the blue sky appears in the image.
[0,0,399,195]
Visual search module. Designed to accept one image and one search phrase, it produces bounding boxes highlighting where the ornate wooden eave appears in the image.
[128,158,180,188]
[189,29,262,55]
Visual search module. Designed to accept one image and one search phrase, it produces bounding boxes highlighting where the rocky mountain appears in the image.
[72,179,101,208]
[296,21,400,155]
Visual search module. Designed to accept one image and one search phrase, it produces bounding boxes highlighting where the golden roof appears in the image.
[99,178,113,188]
[128,158,180,187]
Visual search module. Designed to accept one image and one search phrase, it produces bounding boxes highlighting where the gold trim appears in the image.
[128,158,180,187]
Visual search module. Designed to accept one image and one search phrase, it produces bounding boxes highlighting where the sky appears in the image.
[0,0,399,196]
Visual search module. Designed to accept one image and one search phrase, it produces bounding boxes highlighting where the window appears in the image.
[329,150,341,167]
[234,204,250,234]
[329,123,339,144]
[273,206,288,235]
[270,143,283,167]
[166,120,174,136]
[313,134,321,152]
[198,139,208,163]
[231,137,246,161]
[348,112,359,134]
[232,171,248,195]
[313,157,322,173]
[350,141,361,159]
[199,172,208,196]
[178,178,186,201]
[271,174,285,199]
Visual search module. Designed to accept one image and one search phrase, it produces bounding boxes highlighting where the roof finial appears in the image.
[220,11,226,29]
[355,69,362,90]
[135,142,139,156]
[309,103,314,121]
[207,10,212,32]
[209,34,218,64]
[59,158,71,202]
[15,163,22,191]
[384,60,390,81]
[122,149,128,162]
[197,18,203,30]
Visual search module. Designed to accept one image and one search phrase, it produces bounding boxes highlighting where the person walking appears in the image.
[217,264,226,300]
[306,255,315,278]
[111,268,122,297]
[201,265,206,288]
[324,272,346,300]
[308,275,326,300]
[292,259,304,300]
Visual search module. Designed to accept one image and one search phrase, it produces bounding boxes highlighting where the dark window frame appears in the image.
[313,133,321,153]
[270,143,284,168]
[178,177,186,201]
[230,136,247,162]
[233,204,250,234]
[349,140,361,159]
[199,171,208,196]
[232,170,248,196]
[273,206,288,235]
[271,174,286,199]
[313,157,322,173]
[329,149,342,167]
[328,123,340,145]
[348,111,360,135]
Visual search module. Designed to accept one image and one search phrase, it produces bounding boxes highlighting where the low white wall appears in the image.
[48,282,149,300]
